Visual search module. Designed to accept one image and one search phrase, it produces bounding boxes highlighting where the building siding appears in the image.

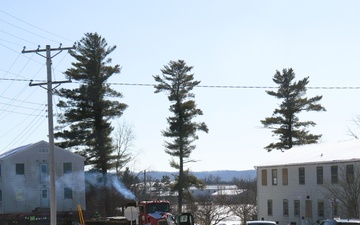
[0,141,85,214]
[257,161,360,225]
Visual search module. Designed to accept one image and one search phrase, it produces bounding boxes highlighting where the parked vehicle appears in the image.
[320,218,360,225]
[246,220,277,225]
[138,200,172,225]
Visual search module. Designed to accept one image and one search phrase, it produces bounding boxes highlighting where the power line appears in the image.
[0,95,44,105]
[0,9,73,43]
[0,100,45,112]
[196,85,360,89]
[0,106,46,116]
[0,77,46,82]
[72,82,360,90]
[2,78,360,90]
[0,18,60,44]
[2,103,47,150]
[0,37,22,47]
[0,30,39,46]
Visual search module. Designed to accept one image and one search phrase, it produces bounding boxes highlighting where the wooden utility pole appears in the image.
[22,44,75,225]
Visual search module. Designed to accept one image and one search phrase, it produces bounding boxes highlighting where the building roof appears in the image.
[189,185,238,191]
[0,140,85,160]
[255,139,360,168]
[0,143,33,159]
[212,189,245,196]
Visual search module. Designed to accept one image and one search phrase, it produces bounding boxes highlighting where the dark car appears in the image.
[320,219,360,225]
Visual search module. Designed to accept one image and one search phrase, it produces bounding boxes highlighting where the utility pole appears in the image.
[22,44,75,225]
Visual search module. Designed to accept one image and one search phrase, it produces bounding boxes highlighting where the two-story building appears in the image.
[255,139,360,225]
[0,140,85,223]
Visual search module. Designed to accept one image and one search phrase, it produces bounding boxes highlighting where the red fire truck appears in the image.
[131,199,193,225]
[138,200,172,225]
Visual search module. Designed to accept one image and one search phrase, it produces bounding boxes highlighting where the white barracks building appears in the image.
[255,140,360,225]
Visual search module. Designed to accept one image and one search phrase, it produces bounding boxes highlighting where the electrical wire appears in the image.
[0,101,45,113]
[2,78,360,90]
[0,37,22,47]
[119,81,357,89]
[2,103,47,151]
[0,9,73,149]
[0,52,37,118]
[0,9,73,43]
[0,95,44,105]
[0,30,39,46]
[0,18,60,44]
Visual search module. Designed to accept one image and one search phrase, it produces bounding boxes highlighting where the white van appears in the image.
[246,221,277,225]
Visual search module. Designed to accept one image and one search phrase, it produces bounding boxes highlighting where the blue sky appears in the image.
[1,1,360,173]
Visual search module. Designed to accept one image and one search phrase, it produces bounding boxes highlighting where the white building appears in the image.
[189,185,239,198]
[0,140,86,215]
[255,139,360,225]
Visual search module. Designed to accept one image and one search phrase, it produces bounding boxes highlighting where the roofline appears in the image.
[255,158,360,169]
[0,140,85,160]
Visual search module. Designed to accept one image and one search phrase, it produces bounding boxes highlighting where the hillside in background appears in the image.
[139,170,256,182]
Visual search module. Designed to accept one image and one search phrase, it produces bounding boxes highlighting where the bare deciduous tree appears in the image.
[322,164,360,218]
[228,179,257,225]
[187,195,231,225]
[113,121,135,173]
[347,115,360,139]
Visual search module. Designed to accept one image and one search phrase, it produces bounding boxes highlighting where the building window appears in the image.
[294,200,300,216]
[346,165,354,183]
[283,199,289,216]
[262,170,267,186]
[40,164,48,183]
[331,166,338,184]
[299,167,305,185]
[16,163,25,175]
[63,162,72,174]
[267,200,273,216]
[282,168,288,185]
[64,187,73,199]
[38,148,48,153]
[317,166,323,184]
[272,169,277,185]
[305,199,312,218]
[318,200,324,217]
[42,189,48,198]
[0,164,2,176]
[332,200,339,217]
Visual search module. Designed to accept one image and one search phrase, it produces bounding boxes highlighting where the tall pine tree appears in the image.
[261,68,326,152]
[153,59,208,213]
[55,32,127,174]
